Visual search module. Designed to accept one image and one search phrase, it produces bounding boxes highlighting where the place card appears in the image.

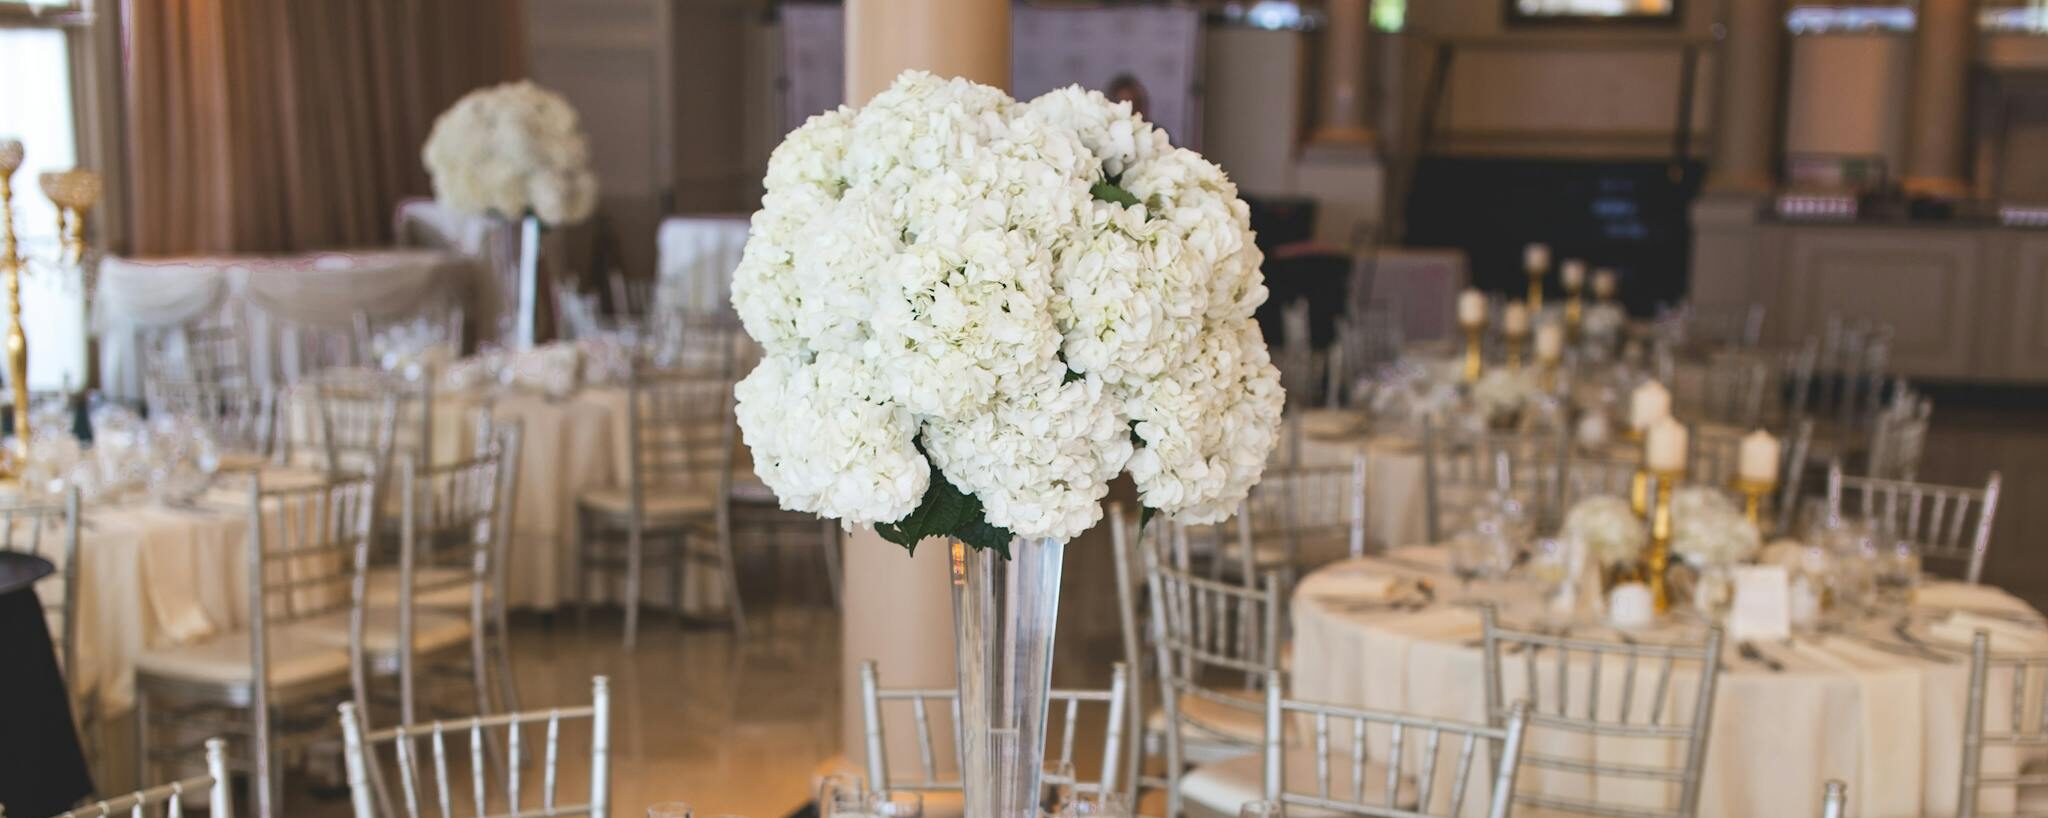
[1728,565,1793,641]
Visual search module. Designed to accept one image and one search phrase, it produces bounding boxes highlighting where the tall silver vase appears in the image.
[951,538,1065,818]
[514,213,542,349]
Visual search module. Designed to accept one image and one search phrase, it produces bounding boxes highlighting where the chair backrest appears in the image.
[1325,308,1404,409]
[1867,393,1932,481]
[1789,317,1895,434]
[1421,417,1565,542]
[1259,669,1532,818]
[1958,632,2048,818]
[624,368,734,505]
[1244,454,1368,571]
[312,378,403,480]
[1479,607,1725,818]
[1826,464,2001,584]
[143,312,250,388]
[340,675,612,818]
[647,311,741,381]
[856,660,1127,797]
[0,490,82,696]
[146,378,279,460]
[58,737,231,818]
[1280,298,1318,408]
[354,305,467,366]
[1683,350,1771,430]
[1145,523,1284,715]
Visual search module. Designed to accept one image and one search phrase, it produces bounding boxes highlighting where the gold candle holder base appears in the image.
[1564,288,1584,341]
[1462,321,1483,384]
[1647,469,1681,615]
[1539,361,1559,392]
[1733,477,1776,533]
[1505,335,1527,369]
[1527,272,1545,312]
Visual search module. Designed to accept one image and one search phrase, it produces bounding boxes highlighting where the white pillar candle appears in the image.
[1646,418,1688,472]
[1503,301,1530,335]
[1457,288,1487,325]
[1535,322,1565,362]
[1561,259,1587,289]
[1629,380,1671,431]
[1593,268,1619,299]
[1738,428,1781,483]
[1525,243,1551,274]
[1608,583,1656,629]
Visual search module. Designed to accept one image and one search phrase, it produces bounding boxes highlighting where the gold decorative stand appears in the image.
[1734,477,1775,535]
[1563,279,1584,341]
[1646,470,1680,615]
[1461,319,1484,384]
[0,141,27,472]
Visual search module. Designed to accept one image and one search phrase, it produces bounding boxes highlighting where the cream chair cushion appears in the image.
[1146,688,1265,764]
[134,625,350,687]
[576,486,717,522]
[295,608,474,656]
[365,566,482,609]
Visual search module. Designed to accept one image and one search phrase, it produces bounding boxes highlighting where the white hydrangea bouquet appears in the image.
[1670,487,1761,567]
[730,72,1285,554]
[422,80,599,226]
[1562,495,1648,568]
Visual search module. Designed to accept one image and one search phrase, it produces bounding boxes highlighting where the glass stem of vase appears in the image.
[951,537,1064,818]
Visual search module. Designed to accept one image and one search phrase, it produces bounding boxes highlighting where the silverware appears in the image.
[1738,642,1784,673]
[1894,620,1961,658]
[1837,630,1956,663]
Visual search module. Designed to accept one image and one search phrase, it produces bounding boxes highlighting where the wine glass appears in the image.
[822,787,870,818]
[647,803,693,818]
[868,790,922,818]
[1238,801,1284,818]
[816,772,861,810]
[1059,792,1133,818]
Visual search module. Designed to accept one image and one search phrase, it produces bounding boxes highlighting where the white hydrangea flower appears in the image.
[1671,487,1761,567]
[422,81,599,226]
[730,72,1285,542]
[1563,496,1649,567]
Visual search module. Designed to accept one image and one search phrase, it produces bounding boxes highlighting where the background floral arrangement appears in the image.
[1669,487,1761,566]
[730,72,1285,552]
[1562,495,1647,567]
[423,80,600,226]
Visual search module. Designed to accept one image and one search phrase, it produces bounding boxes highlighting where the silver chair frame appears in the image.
[60,737,232,818]
[1826,463,2001,584]
[1958,631,2048,818]
[856,660,1128,797]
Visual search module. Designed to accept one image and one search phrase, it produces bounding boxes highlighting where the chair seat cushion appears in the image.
[1181,749,1412,818]
[1147,688,1265,764]
[365,566,483,609]
[134,625,350,687]
[294,608,475,657]
[577,486,717,521]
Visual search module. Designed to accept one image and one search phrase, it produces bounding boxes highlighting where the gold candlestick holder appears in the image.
[1647,469,1680,615]
[1526,268,1545,312]
[0,142,25,473]
[1505,332,1528,369]
[1733,477,1776,533]
[1629,468,1650,516]
[1538,358,1560,392]
[1461,319,1483,384]
[1564,281,1584,340]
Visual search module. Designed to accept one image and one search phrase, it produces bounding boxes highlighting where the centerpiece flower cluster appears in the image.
[422,80,599,226]
[731,72,1285,551]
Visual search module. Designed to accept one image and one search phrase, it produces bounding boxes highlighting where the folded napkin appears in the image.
[1928,611,2048,653]
[1312,572,1403,602]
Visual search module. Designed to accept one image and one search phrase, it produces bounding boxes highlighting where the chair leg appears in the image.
[572,509,590,631]
[717,521,747,639]
[492,601,522,715]
[132,687,149,793]
[623,521,645,650]
[819,519,843,611]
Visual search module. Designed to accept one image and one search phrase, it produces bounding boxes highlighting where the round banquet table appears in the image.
[0,551,94,817]
[1292,547,2045,818]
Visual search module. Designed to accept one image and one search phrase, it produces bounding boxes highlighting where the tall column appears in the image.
[1902,0,1977,198]
[846,0,1009,103]
[839,0,1010,769]
[1311,0,1376,148]
[1705,0,1786,193]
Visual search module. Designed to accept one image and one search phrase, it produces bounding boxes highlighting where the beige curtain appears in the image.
[123,0,525,256]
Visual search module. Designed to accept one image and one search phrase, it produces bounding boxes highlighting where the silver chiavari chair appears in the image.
[1479,607,1725,818]
[145,377,279,467]
[573,368,740,647]
[1686,350,1772,430]
[1180,669,1532,818]
[339,675,612,818]
[856,660,1129,799]
[1145,524,1285,818]
[1867,393,1932,481]
[1421,417,1565,543]
[143,312,252,388]
[611,269,655,318]
[1826,463,2002,584]
[1819,779,1847,818]
[1227,454,1368,590]
[1325,308,1404,410]
[1280,299,1318,409]
[1665,302,1765,351]
[1789,317,1896,441]
[0,491,86,745]
[1958,631,2048,818]
[1108,504,1155,805]
[311,378,404,481]
[135,474,375,818]
[58,737,232,818]
[353,305,467,366]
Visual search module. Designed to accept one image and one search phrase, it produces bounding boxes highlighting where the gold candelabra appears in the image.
[1563,279,1584,341]
[1646,469,1679,615]
[1733,476,1775,534]
[1526,265,1544,312]
[0,140,100,470]
[1505,330,1527,369]
[1461,319,1483,384]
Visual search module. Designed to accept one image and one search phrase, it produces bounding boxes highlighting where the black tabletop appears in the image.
[0,555,93,816]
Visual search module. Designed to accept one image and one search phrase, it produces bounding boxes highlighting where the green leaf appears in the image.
[1091,181,1140,208]
[1063,368,1085,384]
[876,461,1017,559]
[1139,504,1156,533]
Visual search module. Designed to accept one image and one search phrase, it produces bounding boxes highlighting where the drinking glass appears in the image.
[648,803,693,818]
[868,791,922,818]
[1238,800,1284,818]
[1059,792,1133,818]
[823,787,870,818]
[1872,537,1922,611]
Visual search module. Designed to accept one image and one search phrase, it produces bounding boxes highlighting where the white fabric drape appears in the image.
[94,249,496,399]
[655,215,750,317]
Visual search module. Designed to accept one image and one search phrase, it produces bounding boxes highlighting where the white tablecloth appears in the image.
[1293,550,2042,818]
[94,249,497,401]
